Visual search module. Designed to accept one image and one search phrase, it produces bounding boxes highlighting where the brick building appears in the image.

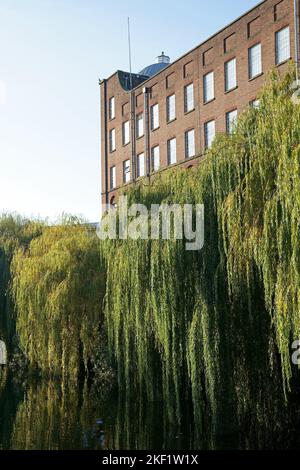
[100,0,300,206]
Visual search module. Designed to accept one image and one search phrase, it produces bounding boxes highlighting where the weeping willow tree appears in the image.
[101,70,300,434]
[12,222,106,378]
[0,214,43,351]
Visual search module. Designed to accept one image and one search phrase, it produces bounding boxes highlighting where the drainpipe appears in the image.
[130,90,136,181]
[101,79,109,205]
[294,0,300,82]
[143,86,151,182]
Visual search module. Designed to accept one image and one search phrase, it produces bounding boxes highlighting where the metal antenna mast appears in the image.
[128,17,133,89]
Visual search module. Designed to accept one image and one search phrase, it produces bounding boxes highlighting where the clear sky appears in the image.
[0,0,259,222]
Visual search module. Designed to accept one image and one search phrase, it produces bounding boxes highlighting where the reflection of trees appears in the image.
[5,375,300,450]
[0,371,24,449]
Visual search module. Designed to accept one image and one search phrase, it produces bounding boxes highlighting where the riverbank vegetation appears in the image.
[101,70,300,433]
[0,70,299,437]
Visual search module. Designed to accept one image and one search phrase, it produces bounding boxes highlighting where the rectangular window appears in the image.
[166,94,176,122]
[123,160,131,183]
[203,72,214,103]
[137,153,145,178]
[226,109,238,134]
[109,96,115,120]
[275,26,290,64]
[167,138,177,165]
[109,128,116,152]
[136,113,144,138]
[110,166,116,189]
[204,120,216,149]
[185,129,195,158]
[184,83,194,113]
[150,104,159,130]
[151,146,160,172]
[122,121,130,145]
[250,98,260,108]
[249,43,262,79]
[225,58,237,92]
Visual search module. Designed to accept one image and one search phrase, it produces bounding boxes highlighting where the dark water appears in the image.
[1,369,300,450]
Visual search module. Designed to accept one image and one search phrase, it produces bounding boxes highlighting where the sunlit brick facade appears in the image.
[100,0,300,206]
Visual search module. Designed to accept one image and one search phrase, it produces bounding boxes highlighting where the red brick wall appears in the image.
[100,0,296,206]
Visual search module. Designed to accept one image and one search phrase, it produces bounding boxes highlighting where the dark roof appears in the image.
[118,70,149,91]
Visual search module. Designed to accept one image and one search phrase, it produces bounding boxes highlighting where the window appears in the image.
[122,102,129,116]
[225,58,237,92]
[184,83,194,113]
[275,27,290,64]
[250,98,260,108]
[109,129,116,152]
[109,96,115,120]
[110,166,116,189]
[167,94,176,122]
[226,110,238,134]
[167,138,177,165]
[203,72,215,103]
[150,104,159,130]
[137,153,145,178]
[185,129,195,158]
[204,120,216,149]
[122,121,130,145]
[123,160,131,183]
[136,113,144,138]
[249,43,262,79]
[151,146,160,171]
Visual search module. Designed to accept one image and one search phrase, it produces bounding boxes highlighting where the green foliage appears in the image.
[101,70,300,432]
[0,214,43,349]
[12,224,105,378]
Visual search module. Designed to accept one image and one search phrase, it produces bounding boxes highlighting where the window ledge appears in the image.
[249,72,264,82]
[275,57,292,67]
[184,108,195,116]
[225,85,238,94]
[151,126,160,132]
[167,118,177,124]
[122,142,130,148]
[110,149,116,154]
[136,135,144,140]
[204,97,216,105]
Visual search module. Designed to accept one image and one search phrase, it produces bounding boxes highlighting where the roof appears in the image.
[139,62,170,77]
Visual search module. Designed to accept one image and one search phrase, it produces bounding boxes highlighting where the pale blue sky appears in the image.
[0,0,259,221]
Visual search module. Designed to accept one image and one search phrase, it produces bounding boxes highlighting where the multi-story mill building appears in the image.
[100,0,300,206]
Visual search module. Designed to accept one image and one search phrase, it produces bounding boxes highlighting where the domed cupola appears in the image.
[139,52,170,77]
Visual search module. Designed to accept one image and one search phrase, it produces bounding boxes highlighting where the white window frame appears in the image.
[185,129,195,158]
[184,83,194,113]
[109,96,115,120]
[167,138,177,165]
[122,121,130,145]
[151,145,160,172]
[249,43,262,79]
[123,159,131,183]
[250,99,260,109]
[110,166,116,189]
[109,128,116,152]
[167,94,176,122]
[150,103,159,130]
[275,26,290,65]
[137,153,145,178]
[136,113,144,138]
[204,120,216,149]
[226,109,238,134]
[203,71,215,103]
[225,58,237,92]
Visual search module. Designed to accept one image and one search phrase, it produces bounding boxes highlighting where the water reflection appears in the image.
[0,370,300,450]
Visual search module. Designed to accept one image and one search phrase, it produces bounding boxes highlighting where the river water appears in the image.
[1,369,300,450]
